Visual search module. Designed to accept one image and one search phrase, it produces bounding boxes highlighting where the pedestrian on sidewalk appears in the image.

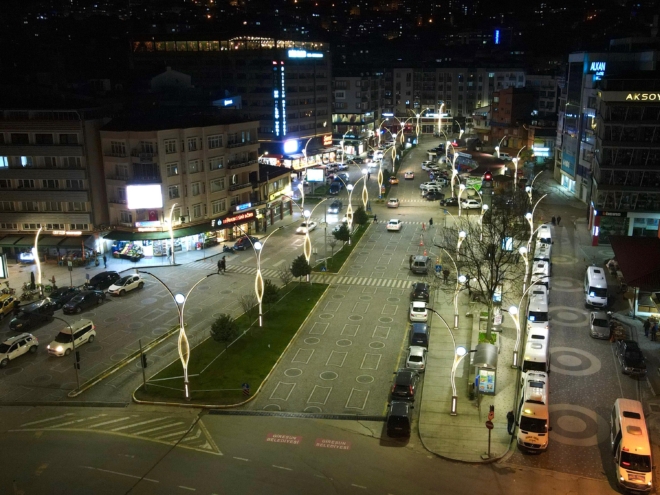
[367,172,371,180]
[85,272,90,287]
[220,256,227,274]
[373,215,377,223]
[409,255,413,270]
[652,321,658,342]
[217,259,222,274]
[551,216,556,225]
[422,222,426,231]
[103,254,107,268]
[442,268,450,284]
[429,217,433,227]
[644,319,651,338]
[557,216,562,225]
[507,410,515,435]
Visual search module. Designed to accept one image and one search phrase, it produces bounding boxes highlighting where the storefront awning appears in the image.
[56,236,92,248]
[0,235,28,247]
[103,222,212,242]
[37,235,67,248]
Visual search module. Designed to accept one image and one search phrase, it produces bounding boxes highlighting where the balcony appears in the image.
[108,198,128,205]
[106,175,129,182]
[229,181,253,192]
[128,175,162,184]
[131,150,158,161]
[227,141,258,149]
[0,144,84,157]
[104,151,128,158]
[228,159,258,170]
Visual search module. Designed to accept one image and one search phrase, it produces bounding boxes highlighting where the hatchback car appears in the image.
[63,290,106,315]
[405,346,427,372]
[387,219,403,232]
[410,282,430,302]
[233,236,259,251]
[390,369,421,401]
[617,340,647,376]
[0,294,20,318]
[389,176,399,185]
[440,197,459,207]
[589,311,610,339]
[461,199,482,209]
[47,319,96,357]
[421,161,433,171]
[329,182,343,195]
[409,301,428,322]
[296,221,317,234]
[48,287,81,310]
[387,198,400,208]
[86,271,120,291]
[404,171,414,180]
[387,400,414,437]
[328,200,343,214]
[108,274,145,296]
[9,299,55,331]
[0,333,38,367]
[426,191,445,201]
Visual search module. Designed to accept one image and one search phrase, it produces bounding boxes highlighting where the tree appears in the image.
[290,254,311,282]
[353,206,369,226]
[278,267,293,287]
[328,238,338,256]
[237,293,258,323]
[434,205,528,339]
[332,223,351,244]
[262,279,280,309]
[210,313,239,349]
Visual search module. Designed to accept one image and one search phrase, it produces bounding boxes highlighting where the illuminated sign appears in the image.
[210,211,256,228]
[137,227,158,232]
[235,202,252,212]
[283,139,299,154]
[494,29,500,45]
[588,61,606,81]
[323,134,333,146]
[382,113,394,117]
[223,99,234,106]
[135,221,162,228]
[288,49,323,59]
[52,230,83,236]
[626,93,660,101]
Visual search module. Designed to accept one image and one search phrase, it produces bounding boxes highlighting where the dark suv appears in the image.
[410,282,430,302]
[87,271,120,291]
[390,369,420,401]
[617,340,647,376]
[9,299,56,331]
[233,236,258,251]
[328,200,343,214]
[440,197,459,207]
[386,401,414,437]
[49,287,81,310]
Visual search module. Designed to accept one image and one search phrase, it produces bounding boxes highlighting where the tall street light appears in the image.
[302,199,328,277]
[454,119,464,140]
[437,103,445,135]
[525,193,548,251]
[340,129,352,164]
[494,135,508,158]
[302,137,314,168]
[458,184,466,216]
[138,270,219,400]
[377,118,390,146]
[456,230,467,263]
[525,171,544,204]
[519,246,530,293]
[169,203,178,265]
[506,279,543,369]
[33,226,43,295]
[479,204,489,241]
[297,183,305,213]
[454,274,467,330]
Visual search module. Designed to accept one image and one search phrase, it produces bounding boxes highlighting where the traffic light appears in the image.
[75,351,81,370]
[484,171,493,182]
[141,353,148,369]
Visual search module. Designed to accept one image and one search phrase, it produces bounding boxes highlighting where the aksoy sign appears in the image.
[626,93,660,101]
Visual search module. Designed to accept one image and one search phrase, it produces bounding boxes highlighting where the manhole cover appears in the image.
[356,375,374,384]
[304,337,320,345]
[105,317,120,323]
[319,313,334,320]
[284,368,303,377]
[187,307,203,314]
[375,266,387,270]
[336,339,352,347]
[320,371,338,380]
[359,295,372,301]
[348,315,363,321]
[387,297,400,302]
[198,285,209,290]
[361,251,371,255]
[369,341,385,349]
[111,353,128,362]
[381,252,393,256]
[4,368,22,376]
[332,294,345,299]
[379,317,393,323]
[152,328,166,336]
[352,265,363,270]
[221,290,233,294]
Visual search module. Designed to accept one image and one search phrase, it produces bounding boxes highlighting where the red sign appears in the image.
[485,421,494,430]
[211,210,255,228]
[315,439,351,450]
[266,433,302,445]
[323,134,333,146]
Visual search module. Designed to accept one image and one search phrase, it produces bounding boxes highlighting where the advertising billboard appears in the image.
[127,185,163,210]
[306,169,324,183]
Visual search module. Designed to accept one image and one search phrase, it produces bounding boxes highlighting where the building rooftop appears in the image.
[102,109,257,132]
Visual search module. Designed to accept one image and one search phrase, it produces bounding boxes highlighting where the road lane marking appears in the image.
[233,457,250,462]
[154,430,189,440]
[81,466,158,483]
[134,422,185,436]
[21,414,74,427]
[351,484,367,489]
[111,417,168,432]
[178,486,196,491]
[88,417,133,428]
[273,465,292,471]
[47,414,107,428]
[273,260,286,267]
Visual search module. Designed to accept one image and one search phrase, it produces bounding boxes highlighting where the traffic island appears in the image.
[313,224,369,273]
[133,283,328,406]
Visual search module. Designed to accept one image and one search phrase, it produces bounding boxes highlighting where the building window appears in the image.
[0,223,17,230]
[0,179,10,189]
[187,138,198,151]
[43,201,61,211]
[193,203,202,218]
[209,156,224,171]
[11,133,29,144]
[164,139,177,154]
[117,187,126,201]
[19,156,34,168]
[166,162,179,176]
[0,202,15,211]
[188,160,200,173]
[59,134,78,145]
[22,223,42,230]
[18,179,35,189]
[230,195,240,206]
[110,141,126,155]
[0,157,7,168]
[191,182,202,196]
[208,135,223,150]
[68,202,86,212]
[211,199,226,214]
[335,91,346,99]
[44,156,57,168]
[35,133,54,145]
[120,211,132,223]
[62,157,81,168]
[42,180,59,189]
[70,223,89,230]
[22,202,39,212]
[66,179,84,189]
[115,163,129,179]
[168,185,180,199]
[210,178,225,193]
[46,223,65,230]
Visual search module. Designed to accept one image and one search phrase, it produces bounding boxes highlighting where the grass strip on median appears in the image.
[134,283,328,405]
[312,224,368,273]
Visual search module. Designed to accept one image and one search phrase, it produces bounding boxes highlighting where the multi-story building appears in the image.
[555,39,659,203]
[490,87,534,151]
[525,75,560,117]
[0,102,110,258]
[589,72,660,245]
[129,36,333,164]
[99,110,271,258]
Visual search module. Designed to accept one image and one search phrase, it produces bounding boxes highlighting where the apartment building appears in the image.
[525,75,560,117]
[100,110,264,257]
[0,103,109,257]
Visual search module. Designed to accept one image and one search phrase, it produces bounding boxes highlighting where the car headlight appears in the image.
[624,366,632,372]
[56,346,63,352]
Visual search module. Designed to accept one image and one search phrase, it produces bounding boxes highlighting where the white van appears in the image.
[533,243,552,274]
[585,266,608,308]
[531,261,551,290]
[517,371,550,453]
[522,333,550,373]
[611,398,653,492]
[527,285,549,331]
[537,224,553,245]
[47,319,96,357]
[499,152,513,161]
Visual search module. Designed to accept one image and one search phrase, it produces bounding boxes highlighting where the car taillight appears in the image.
[409,385,414,395]
[391,385,395,394]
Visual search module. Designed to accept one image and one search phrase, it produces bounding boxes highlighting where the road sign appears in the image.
[494,314,503,325]
[435,264,441,273]
[485,420,494,430]
[488,405,495,421]
[242,383,250,396]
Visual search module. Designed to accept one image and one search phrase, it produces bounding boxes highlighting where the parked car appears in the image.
[410,282,430,302]
[617,340,647,376]
[0,333,38,367]
[352,157,364,164]
[405,346,427,372]
[386,401,414,437]
[296,221,318,234]
[404,171,414,180]
[47,319,96,357]
[440,197,459,207]
[409,301,428,322]
[589,311,611,339]
[328,200,343,214]
[387,198,400,208]
[387,219,403,232]
[48,287,81,310]
[426,191,445,201]
[461,199,482,209]
[9,299,56,331]
[233,236,259,251]
[389,176,399,185]
[420,181,442,191]
[86,271,120,291]
[421,161,433,171]
[336,163,349,171]
[390,369,421,401]
[329,182,343,195]
[108,274,145,296]
[0,294,20,318]
[62,290,106,315]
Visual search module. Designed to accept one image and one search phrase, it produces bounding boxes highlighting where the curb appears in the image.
[0,401,129,408]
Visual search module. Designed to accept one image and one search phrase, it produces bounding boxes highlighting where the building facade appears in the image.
[0,104,109,258]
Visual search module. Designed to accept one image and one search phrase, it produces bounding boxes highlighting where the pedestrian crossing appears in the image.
[13,413,222,455]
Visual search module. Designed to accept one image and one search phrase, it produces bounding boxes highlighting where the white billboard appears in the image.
[127,184,163,209]
[306,169,324,183]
